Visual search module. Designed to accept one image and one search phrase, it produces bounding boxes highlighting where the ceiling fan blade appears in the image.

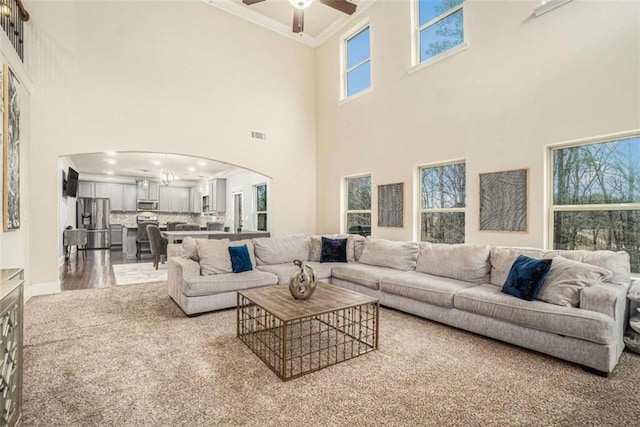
[243,0,267,5]
[320,0,357,15]
[293,9,304,33]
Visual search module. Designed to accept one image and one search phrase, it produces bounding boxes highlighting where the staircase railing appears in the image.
[0,0,29,61]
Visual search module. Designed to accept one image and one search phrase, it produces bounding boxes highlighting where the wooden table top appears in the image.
[239,282,378,322]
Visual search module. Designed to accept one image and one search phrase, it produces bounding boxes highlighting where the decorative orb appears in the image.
[289,259,317,300]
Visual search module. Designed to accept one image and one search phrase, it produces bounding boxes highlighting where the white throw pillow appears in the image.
[196,239,232,275]
[537,256,611,307]
[358,237,418,271]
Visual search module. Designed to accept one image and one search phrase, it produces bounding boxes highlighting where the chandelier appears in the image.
[158,168,175,186]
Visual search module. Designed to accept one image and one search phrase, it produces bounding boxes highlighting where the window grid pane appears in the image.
[419,9,464,63]
[347,176,372,211]
[256,184,267,212]
[346,61,371,97]
[257,213,267,231]
[347,213,372,237]
[419,162,465,243]
[419,0,464,27]
[420,212,465,244]
[552,136,640,273]
[346,27,370,69]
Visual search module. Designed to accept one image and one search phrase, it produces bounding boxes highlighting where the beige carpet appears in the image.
[24,283,640,426]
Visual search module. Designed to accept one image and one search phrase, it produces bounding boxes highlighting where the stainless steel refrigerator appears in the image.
[77,197,111,249]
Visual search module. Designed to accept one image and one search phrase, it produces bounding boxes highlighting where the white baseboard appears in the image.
[25,281,61,303]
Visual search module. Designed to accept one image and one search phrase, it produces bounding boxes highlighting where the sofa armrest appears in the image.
[580,282,627,319]
[168,256,200,298]
[167,244,182,259]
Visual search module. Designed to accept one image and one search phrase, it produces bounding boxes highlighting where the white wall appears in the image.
[25,1,317,286]
[315,0,640,247]
[0,30,32,292]
[225,170,270,231]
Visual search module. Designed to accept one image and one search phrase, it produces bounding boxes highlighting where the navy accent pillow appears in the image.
[228,244,253,273]
[502,255,553,301]
[320,237,348,263]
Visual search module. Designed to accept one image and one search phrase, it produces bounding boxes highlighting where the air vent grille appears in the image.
[251,130,268,141]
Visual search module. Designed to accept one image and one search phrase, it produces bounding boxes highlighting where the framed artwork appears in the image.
[378,182,404,228]
[3,64,20,231]
[479,168,528,232]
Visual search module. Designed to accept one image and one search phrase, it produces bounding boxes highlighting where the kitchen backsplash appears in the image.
[110,213,227,227]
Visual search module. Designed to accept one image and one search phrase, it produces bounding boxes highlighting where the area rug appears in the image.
[23,283,640,426]
[112,263,167,285]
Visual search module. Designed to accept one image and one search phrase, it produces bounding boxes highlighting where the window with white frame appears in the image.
[343,25,371,98]
[419,161,466,243]
[255,183,268,231]
[416,0,465,64]
[550,136,640,273]
[345,175,372,236]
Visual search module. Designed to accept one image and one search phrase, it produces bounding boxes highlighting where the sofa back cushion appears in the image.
[490,247,631,287]
[309,234,355,262]
[537,256,611,307]
[181,237,199,261]
[416,243,491,284]
[358,238,418,271]
[352,234,366,261]
[196,239,232,275]
[253,234,310,265]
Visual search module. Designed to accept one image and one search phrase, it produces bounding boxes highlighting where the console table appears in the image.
[0,268,23,427]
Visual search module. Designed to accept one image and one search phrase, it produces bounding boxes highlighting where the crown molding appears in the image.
[203,0,377,48]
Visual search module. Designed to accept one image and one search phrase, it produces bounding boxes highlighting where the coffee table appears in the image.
[237,282,379,381]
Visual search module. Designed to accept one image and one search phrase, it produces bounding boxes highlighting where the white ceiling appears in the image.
[206,0,375,46]
[67,152,246,185]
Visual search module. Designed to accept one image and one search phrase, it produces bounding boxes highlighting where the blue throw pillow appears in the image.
[320,237,348,263]
[502,255,553,301]
[228,244,253,273]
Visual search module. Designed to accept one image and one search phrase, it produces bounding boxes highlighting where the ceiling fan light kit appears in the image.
[242,0,357,34]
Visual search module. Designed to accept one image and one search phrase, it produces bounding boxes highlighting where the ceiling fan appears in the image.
[242,0,357,34]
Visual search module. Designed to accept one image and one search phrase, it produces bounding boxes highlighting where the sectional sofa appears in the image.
[167,234,632,375]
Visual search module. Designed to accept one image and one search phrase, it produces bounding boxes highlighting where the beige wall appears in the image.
[0,35,32,291]
[25,1,317,286]
[315,0,640,246]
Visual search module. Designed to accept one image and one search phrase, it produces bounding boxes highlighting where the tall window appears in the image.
[255,184,268,231]
[551,136,640,273]
[343,25,371,98]
[419,161,466,243]
[416,0,464,64]
[345,175,372,236]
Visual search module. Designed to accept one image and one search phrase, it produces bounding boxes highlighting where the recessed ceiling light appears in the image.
[151,160,161,166]
[106,171,114,175]
[174,176,180,180]
[197,160,206,167]
[187,167,195,172]
[104,159,116,165]
[105,151,117,157]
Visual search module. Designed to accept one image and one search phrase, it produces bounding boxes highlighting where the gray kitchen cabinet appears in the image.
[78,181,95,198]
[173,187,190,213]
[94,183,109,198]
[109,184,124,211]
[209,179,227,213]
[190,187,202,214]
[158,186,171,212]
[137,181,159,200]
[123,185,137,211]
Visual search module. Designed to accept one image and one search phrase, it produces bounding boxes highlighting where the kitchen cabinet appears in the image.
[94,183,109,198]
[137,181,159,200]
[159,187,190,213]
[78,181,95,198]
[190,187,202,214]
[123,184,137,211]
[208,179,227,213]
[109,184,124,211]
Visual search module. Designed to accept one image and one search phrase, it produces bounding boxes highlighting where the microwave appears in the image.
[137,200,159,212]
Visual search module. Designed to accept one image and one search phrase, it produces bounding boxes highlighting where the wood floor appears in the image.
[60,247,153,291]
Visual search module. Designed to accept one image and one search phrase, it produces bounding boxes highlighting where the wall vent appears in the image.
[251,130,268,141]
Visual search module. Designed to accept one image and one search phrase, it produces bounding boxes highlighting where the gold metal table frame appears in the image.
[237,283,379,381]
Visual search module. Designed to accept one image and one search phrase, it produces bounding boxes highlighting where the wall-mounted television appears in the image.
[65,167,79,197]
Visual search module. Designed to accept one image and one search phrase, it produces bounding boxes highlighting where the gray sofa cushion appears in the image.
[196,239,232,275]
[490,247,548,286]
[308,234,355,262]
[380,272,479,308]
[256,262,336,285]
[352,234,366,261]
[358,238,418,271]
[416,243,490,284]
[454,284,615,345]
[331,263,406,290]
[183,270,278,297]
[181,237,199,261]
[253,234,309,265]
[578,250,631,287]
[537,256,611,307]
